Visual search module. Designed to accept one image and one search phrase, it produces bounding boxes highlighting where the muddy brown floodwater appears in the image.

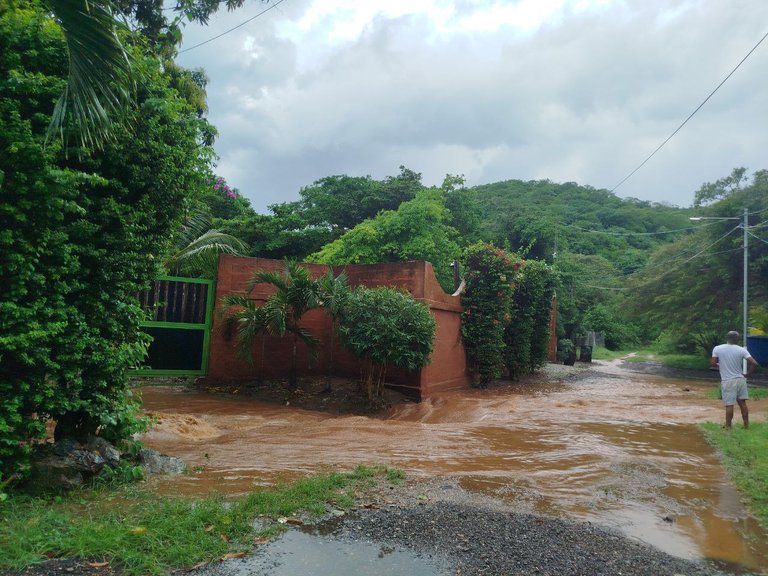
[138,360,768,574]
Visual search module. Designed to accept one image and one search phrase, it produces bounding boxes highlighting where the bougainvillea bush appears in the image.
[461,243,555,386]
[460,243,521,386]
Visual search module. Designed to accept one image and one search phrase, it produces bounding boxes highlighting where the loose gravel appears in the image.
[318,475,751,576]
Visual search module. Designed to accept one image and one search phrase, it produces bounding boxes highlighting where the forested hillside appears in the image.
[202,166,767,357]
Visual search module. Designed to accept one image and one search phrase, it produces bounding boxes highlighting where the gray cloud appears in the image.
[177,0,768,213]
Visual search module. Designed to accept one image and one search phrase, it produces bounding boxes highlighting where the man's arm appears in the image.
[710,356,719,370]
[745,356,759,376]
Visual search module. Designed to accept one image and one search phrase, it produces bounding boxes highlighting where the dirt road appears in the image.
[139,359,767,574]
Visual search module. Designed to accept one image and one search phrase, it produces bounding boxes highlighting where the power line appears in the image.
[178,0,287,54]
[610,29,768,193]
[627,225,741,288]
[747,230,768,245]
[559,219,720,236]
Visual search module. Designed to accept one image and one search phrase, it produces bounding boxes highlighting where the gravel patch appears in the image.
[336,501,738,576]
[326,476,752,576]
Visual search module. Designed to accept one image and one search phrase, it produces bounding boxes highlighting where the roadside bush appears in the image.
[460,243,519,386]
[0,3,214,480]
[338,287,435,405]
[558,339,576,365]
[505,260,556,379]
[583,304,639,350]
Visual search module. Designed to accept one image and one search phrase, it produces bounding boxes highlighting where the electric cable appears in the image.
[179,0,287,53]
[610,29,768,193]
[559,219,720,236]
[747,230,768,245]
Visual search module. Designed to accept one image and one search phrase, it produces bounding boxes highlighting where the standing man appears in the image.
[711,331,759,429]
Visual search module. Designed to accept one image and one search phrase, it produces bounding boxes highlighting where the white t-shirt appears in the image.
[712,343,752,380]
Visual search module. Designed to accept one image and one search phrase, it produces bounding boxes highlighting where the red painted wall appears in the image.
[204,255,470,398]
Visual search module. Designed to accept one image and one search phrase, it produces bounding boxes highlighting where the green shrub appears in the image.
[557,339,576,365]
[338,287,435,404]
[461,244,555,385]
[0,2,215,479]
[460,243,518,386]
[505,260,556,378]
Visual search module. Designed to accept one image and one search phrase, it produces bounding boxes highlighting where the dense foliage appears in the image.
[504,260,557,379]
[217,167,426,261]
[309,187,461,292]
[460,244,556,385]
[338,287,436,404]
[626,170,768,355]
[460,244,520,386]
[0,0,215,478]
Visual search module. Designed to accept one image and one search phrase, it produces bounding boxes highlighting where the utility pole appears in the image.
[743,207,748,341]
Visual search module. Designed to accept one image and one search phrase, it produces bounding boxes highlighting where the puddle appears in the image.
[138,362,768,573]
[200,529,445,576]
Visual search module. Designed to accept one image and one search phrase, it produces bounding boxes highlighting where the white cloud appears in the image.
[176,0,768,213]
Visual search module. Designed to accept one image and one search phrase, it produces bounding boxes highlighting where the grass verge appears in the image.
[700,422,768,531]
[591,348,710,370]
[705,386,768,400]
[0,465,400,575]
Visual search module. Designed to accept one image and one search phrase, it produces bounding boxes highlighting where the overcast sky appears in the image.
[175,0,768,214]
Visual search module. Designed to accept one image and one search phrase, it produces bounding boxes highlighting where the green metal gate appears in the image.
[131,275,215,376]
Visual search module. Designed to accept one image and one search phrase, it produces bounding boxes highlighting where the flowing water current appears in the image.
[139,360,768,574]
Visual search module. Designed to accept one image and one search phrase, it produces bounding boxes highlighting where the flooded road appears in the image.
[139,361,768,573]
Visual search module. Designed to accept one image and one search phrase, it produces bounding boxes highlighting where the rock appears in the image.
[138,448,186,475]
[68,449,105,474]
[25,436,125,493]
[52,438,82,457]
[28,454,86,492]
[85,436,121,468]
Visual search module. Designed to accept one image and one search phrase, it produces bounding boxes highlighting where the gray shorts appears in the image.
[721,377,749,406]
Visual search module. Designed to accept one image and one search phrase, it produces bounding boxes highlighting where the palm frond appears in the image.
[260,301,287,336]
[46,0,135,150]
[292,326,320,366]
[164,214,247,277]
[248,270,288,293]
[220,296,266,363]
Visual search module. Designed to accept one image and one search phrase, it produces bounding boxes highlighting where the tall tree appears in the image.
[627,169,768,354]
[309,187,461,292]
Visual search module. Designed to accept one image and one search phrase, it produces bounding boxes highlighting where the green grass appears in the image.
[0,465,399,575]
[590,347,627,361]
[700,422,768,531]
[654,354,710,370]
[705,386,768,400]
[590,347,710,370]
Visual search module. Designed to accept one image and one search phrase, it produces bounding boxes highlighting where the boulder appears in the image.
[85,436,121,468]
[27,436,117,493]
[138,448,186,475]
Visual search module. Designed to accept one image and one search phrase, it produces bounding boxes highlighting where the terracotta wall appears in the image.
[204,255,470,398]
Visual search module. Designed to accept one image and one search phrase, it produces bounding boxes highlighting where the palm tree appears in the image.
[220,295,269,379]
[222,261,323,389]
[46,0,134,149]
[251,261,323,389]
[164,213,247,278]
[317,268,350,391]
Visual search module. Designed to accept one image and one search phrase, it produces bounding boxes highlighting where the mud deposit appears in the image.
[139,360,768,574]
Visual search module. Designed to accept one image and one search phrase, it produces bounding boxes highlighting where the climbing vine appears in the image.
[461,243,556,386]
[460,243,520,386]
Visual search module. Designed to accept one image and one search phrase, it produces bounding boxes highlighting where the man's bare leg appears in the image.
[725,405,734,429]
[737,399,749,429]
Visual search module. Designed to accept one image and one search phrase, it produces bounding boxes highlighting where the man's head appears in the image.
[727,331,740,344]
